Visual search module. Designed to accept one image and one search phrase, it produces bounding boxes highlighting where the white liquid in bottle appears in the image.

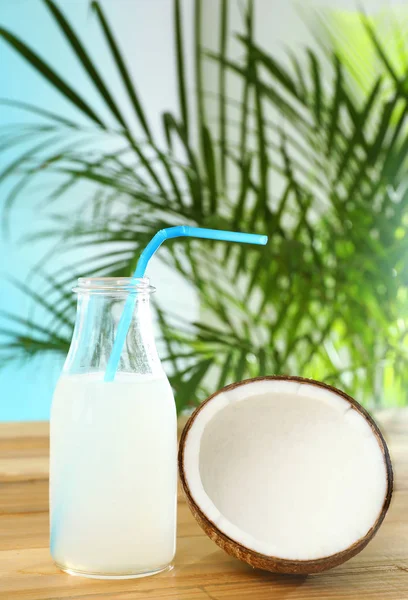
[50,372,177,578]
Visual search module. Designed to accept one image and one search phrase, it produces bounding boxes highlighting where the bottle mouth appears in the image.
[73,277,155,295]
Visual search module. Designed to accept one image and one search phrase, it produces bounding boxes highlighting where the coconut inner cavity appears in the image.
[190,381,387,560]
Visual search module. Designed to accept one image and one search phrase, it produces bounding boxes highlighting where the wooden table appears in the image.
[0,413,407,600]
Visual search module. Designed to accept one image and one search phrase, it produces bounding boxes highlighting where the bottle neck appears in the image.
[64,290,163,378]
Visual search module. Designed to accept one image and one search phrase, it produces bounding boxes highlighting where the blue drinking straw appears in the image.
[104,226,268,382]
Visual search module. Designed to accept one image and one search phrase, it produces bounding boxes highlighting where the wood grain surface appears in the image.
[0,412,407,600]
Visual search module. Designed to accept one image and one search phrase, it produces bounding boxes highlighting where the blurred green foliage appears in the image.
[1,0,408,411]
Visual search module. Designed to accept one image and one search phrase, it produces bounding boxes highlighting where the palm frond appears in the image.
[90,1,153,139]
[0,26,104,126]
[2,0,408,411]
[173,0,190,139]
[44,0,127,129]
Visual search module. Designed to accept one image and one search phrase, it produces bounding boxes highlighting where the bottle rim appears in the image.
[73,277,155,295]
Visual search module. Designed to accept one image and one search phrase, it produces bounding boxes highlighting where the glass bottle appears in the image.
[49,277,177,579]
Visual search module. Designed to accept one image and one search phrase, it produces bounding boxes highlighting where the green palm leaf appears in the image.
[44,0,127,129]
[2,0,408,411]
[174,0,190,139]
[0,98,80,127]
[0,27,104,126]
[90,1,153,139]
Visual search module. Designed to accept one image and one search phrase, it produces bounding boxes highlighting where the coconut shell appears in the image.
[178,375,393,574]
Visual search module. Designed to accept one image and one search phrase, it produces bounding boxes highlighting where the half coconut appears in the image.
[179,376,393,574]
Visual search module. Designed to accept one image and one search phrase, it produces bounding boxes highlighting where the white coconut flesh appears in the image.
[183,379,389,561]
